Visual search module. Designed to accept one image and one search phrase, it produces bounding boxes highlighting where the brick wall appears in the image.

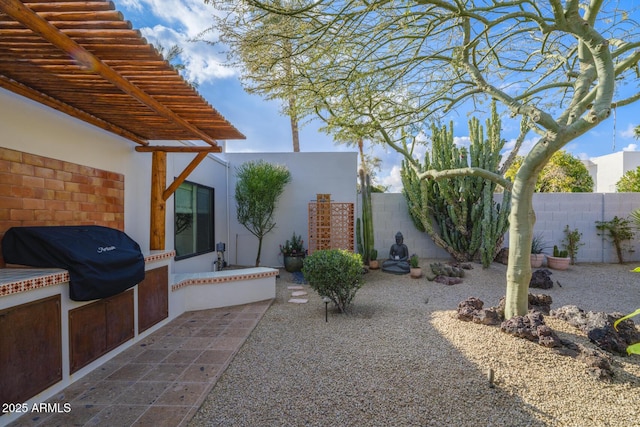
[0,148,125,266]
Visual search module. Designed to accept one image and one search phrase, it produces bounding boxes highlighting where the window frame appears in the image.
[173,180,215,260]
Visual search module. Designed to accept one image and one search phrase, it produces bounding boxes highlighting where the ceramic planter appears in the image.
[547,256,570,270]
[410,267,422,278]
[283,255,305,273]
[530,253,546,268]
[369,260,379,270]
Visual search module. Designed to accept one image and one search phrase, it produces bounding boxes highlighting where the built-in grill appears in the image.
[2,225,145,301]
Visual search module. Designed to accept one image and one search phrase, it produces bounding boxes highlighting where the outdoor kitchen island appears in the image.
[0,249,278,425]
[0,251,174,421]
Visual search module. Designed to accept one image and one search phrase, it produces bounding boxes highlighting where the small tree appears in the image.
[595,216,636,264]
[504,151,594,193]
[616,167,640,192]
[235,160,291,266]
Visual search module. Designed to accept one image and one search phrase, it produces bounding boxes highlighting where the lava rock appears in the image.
[551,305,640,357]
[528,293,553,314]
[530,269,553,289]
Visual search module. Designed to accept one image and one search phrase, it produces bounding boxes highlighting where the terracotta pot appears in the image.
[410,267,422,278]
[369,260,379,270]
[530,253,545,268]
[547,256,570,270]
[283,255,305,273]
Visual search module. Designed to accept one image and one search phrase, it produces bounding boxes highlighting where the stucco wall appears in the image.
[223,152,358,268]
[589,151,640,192]
[372,192,640,264]
[0,87,231,273]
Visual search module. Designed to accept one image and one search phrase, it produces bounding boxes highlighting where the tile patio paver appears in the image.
[6,299,272,427]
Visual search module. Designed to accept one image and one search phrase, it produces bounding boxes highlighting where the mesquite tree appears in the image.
[235,160,291,266]
[221,1,640,319]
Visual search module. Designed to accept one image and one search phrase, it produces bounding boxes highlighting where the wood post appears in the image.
[150,151,166,250]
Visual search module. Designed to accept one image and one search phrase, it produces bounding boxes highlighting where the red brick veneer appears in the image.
[0,148,124,266]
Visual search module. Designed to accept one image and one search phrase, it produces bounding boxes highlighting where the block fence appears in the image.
[369,192,640,264]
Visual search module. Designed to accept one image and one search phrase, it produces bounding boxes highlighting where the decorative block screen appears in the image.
[308,194,354,254]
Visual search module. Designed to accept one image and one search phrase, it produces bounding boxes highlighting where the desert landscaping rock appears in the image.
[190,261,640,426]
[530,268,554,289]
[551,305,640,356]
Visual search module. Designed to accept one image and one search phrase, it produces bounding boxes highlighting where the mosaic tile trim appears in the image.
[1,251,175,298]
[144,250,175,263]
[0,271,70,297]
[171,270,279,292]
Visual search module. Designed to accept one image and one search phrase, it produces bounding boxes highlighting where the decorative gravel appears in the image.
[189,261,640,426]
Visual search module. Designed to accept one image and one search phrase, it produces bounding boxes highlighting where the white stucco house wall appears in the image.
[583,150,640,192]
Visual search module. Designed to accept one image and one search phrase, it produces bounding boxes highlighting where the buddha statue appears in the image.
[381,231,410,274]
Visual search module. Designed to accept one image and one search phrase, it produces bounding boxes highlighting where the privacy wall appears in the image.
[371,192,640,264]
[224,152,358,268]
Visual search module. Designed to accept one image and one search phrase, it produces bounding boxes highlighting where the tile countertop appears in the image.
[0,250,175,297]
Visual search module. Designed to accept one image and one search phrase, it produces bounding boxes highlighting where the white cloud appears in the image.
[623,143,638,151]
[453,135,471,149]
[380,165,403,193]
[502,136,539,157]
[116,0,235,84]
[620,123,636,139]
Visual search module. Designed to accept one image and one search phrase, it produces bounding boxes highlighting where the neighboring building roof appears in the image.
[0,0,245,147]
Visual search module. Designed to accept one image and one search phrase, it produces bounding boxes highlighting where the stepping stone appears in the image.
[287,285,304,290]
[288,298,308,304]
[291,290,308,297]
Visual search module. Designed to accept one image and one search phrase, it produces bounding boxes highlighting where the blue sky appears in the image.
[112,0,639,192]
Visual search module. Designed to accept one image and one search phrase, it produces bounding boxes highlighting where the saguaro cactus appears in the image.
[401,103,510,267]
[359,169,375,265]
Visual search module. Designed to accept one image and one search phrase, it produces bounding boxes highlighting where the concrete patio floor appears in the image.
[6,299,273,427]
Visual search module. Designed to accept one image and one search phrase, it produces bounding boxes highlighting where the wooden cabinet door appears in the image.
[69,290,134,373]
[138,266,168,333]
[0,295,62,405]
[69,300,107,373]
[106,290,134,351]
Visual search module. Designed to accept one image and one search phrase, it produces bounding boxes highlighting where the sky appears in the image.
[112,0,640,193]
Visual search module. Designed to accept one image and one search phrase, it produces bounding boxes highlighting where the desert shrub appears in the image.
[302,249,364,313]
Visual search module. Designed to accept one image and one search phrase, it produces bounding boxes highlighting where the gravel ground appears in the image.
[190,260,640,427]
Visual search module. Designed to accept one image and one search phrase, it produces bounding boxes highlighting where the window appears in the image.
[174,181,214,259]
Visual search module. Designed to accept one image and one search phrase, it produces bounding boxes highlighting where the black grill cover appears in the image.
[2,226,145,301]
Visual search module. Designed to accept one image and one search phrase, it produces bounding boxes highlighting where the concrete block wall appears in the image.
[371,193,449,261]
[370,192,640,263]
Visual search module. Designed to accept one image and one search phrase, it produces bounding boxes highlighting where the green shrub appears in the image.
[302,249,364,313]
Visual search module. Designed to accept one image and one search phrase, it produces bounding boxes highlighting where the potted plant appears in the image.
[409,254,422,278]
[280,232,306,273]
[369,249,379,269]
[547,245,570,270]
[530,233,547,268]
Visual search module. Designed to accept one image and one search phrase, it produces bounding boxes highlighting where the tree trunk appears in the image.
[255,236,263,267]
[504,174,537,319]
[289,102,300,152]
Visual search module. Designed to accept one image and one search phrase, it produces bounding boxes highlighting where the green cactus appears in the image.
[359,169,375,265]
[356,217,363,255]
[401,101,511,267]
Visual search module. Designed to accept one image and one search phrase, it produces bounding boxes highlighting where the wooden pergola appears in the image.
[0,0,246,250]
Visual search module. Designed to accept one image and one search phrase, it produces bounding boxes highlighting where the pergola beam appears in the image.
[0,0,221,148]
